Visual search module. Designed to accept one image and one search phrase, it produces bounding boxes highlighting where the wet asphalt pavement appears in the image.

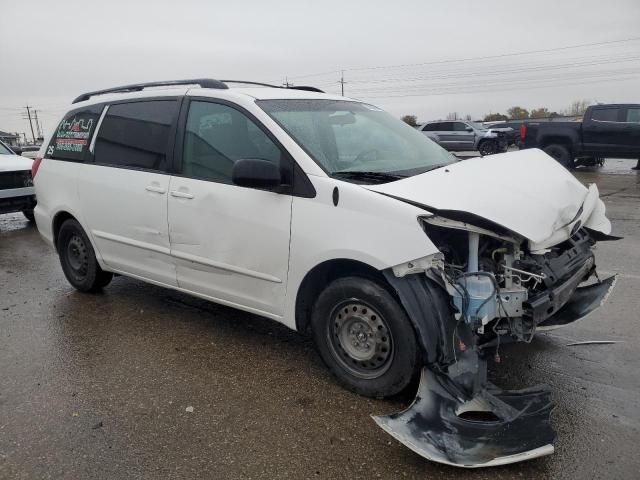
[1,160,639,479]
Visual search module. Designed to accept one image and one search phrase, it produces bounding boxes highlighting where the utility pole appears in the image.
[339,70,346,96]
[283,77,292,87]
[23,105,36,144]
[33,110,43,140]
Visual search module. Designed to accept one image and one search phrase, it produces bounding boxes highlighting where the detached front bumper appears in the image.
[373,369,555,468]
[379,256,618,468]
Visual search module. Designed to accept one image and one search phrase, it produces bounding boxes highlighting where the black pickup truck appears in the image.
[519,104,640,168]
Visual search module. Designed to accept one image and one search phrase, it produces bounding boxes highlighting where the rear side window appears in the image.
[93,100,177,170]
[45,106,103,161]
[626,108,640,123]
[422,123,440,132]
[591,108,620,122]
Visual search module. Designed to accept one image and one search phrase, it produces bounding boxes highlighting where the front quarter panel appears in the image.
[285,175,439,329]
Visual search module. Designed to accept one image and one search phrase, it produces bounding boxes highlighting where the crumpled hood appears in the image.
[365,149,611,249]
[0,154,33,172]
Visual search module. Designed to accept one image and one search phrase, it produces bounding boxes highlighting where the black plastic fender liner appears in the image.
[382,270,456,368]
[372,368,556,468]
[379,270,557,467]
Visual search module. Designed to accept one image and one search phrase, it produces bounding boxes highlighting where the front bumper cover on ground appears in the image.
[380,268,617,468]
[373,368,555,468]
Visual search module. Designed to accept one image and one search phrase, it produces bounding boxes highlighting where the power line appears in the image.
[354,73,640,99]
[285,36,640,81]
[346,54,640,85]
[346,67,640,96]
[346,36,640,73]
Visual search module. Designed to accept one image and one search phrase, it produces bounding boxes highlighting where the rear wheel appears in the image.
[57,219,113,292]
[543,144,574,169]
[478,140,498,156]
[310,276,420,398]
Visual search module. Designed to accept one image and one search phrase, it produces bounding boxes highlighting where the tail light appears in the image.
[520,124,527,139]
[31,156,43,179]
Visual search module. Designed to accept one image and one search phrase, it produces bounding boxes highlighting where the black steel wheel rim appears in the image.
[326,300,394,379]
[66,234,89,278]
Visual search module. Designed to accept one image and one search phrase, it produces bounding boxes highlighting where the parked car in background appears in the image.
[0,139,36,221]
[519,104,640,168]
[14,145,42,159]
[483,121,520,145]
[417,120,508,155]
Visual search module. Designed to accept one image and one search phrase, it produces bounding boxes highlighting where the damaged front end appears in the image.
[374,215,617,468]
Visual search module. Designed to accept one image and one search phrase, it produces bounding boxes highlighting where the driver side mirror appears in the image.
[232,158,282,190]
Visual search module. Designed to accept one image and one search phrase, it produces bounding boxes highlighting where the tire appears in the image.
[56,219,113,292]
[478,140,498,156]
[310,276,420,398]
[22,209,35,222]
[543,144,574,169]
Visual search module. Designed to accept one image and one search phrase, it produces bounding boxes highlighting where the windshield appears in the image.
[257,99,455,180]
[0,142,14,155]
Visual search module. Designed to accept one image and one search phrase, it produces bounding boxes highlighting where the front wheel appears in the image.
[57,219,113,292]
[311,276,421,398]
[478,140,498,156]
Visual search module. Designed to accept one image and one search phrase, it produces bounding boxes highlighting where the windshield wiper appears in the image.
[332,170,406,183]
[419,164,449,173]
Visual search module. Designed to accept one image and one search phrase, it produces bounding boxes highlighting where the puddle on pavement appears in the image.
[578,158,638,175]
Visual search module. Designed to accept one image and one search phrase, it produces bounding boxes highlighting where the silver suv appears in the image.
[417,120,507,155]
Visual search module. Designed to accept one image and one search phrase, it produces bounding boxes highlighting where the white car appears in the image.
[0,139,36,221]
[33,79,617,468]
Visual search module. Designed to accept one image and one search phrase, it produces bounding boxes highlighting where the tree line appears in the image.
[401,99,594,126]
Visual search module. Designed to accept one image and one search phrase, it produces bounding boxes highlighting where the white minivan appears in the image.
[34,79,617,467]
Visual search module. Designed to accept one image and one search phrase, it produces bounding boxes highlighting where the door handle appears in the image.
[170,190,194,199]
[145,185,166,194]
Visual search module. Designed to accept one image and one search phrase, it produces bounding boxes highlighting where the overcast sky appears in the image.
[1,0,639,138]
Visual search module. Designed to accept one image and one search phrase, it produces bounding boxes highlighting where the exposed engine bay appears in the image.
[423,215,604,340]
[375,214,617,468]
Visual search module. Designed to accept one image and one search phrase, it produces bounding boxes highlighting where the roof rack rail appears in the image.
[288,85,325,93]
[72,78,325,104]
[72,78,228,104]
[220,80,324,93]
